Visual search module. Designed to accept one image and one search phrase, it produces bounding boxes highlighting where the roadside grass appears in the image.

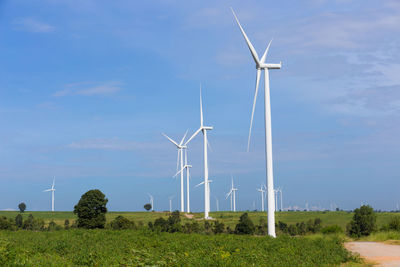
[0,229,358,266]
[358,231,400,244]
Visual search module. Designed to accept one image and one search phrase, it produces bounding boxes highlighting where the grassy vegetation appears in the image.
[0,229,357,266]
[1,210,398,230]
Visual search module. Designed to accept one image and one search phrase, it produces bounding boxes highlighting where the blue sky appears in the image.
[1,0,400,212]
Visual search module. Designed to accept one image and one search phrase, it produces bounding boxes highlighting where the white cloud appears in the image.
[53,81,123,97]
[13,18,55,33]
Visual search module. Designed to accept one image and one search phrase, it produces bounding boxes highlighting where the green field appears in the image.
[0,229,356,266]
[1,210,399,230]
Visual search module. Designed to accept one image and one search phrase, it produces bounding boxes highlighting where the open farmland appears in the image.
[1,211,399,230]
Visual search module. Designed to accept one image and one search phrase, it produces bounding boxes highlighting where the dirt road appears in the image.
[345,241,400,267]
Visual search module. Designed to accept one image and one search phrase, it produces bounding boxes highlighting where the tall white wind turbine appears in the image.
[185,86,213,219]
[257,184,266,212]
[232,8,282,237]
[163,132,188,212]
[43,178,56,212]
[174,149,192,213]
[226,175,238,212]
[148,194,154,211]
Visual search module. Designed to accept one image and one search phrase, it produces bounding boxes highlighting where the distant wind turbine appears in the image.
[185,85,213,219]
[163,131,188,212]
[232,8,282,237]
[257,184,266,212]
[226,175,238,212]
[168,195,175,213]
[43,178,56,212]
[148,194,154,211]
[174,148,192,213]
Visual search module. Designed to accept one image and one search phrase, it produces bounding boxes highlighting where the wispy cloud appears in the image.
[53,81,123,97]
[12,18,55,33]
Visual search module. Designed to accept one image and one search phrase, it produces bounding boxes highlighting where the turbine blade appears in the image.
[179,130,188,146]
[173,167,185,178]
[247,69,261,152]
[200,84,203,127]
[260,39,272,64]
[195,181,204,187]
[230,7,260,65]
[43,189,51,192]
[162,133,180,147]
[185,128,201,146]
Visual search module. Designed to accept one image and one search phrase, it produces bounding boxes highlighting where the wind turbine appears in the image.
[226,175,238,212]
[231,8,282,237]
[257,184,266,212]
[174,149,193,213]
[213,195,219,212]
[148,194,154,211]
[185,85,213,219]
[163,131,187,212]
[168,195,175,213]
[43,178,56,212]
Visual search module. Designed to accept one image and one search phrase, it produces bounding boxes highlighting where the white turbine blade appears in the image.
[260,39,272,64]
[185,128,201,146]
[179,130,188,146]
[52,177,55,189]
[200,85,203,127]
[247,68,261,152]
[230,7,260,65]
[225,190,232,199]
[43,189,51,192]
[173,167,185,178]
[162,133,180,147]
[195,181,204,187]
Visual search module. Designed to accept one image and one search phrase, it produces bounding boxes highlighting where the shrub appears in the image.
[256,218,267,235]
[73,189,108,229]
[144,203,152,211]
[22,214,45,231]
[235,213,255,235]
[288,225,297,236]
[0,217,14,230]
[212,221,225,234]
[278,221,288,233]
[321,225,343,234]
[346,205,377,237]
[15,214,23,228]
[388,216,400,231]
[64,219,70,230]
[110,216,136,230]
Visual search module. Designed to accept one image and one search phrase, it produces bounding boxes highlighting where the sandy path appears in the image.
[345,242,400,267]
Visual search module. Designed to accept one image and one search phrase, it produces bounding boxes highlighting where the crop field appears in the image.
[0,229,356,266]
[1,210,399,230]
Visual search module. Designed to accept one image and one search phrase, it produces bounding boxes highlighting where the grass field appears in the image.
[0,229,357,266]
[1,210,399,230]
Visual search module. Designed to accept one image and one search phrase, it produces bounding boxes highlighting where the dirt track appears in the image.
[345,242,400,267]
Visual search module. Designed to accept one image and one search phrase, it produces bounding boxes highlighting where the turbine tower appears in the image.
[185,85,213,219]
[226,175,238,212]
[168,195,175,212]
[213,195,219,212]
[163,131,187,212]
[232,8,282,237]
[43,178,56,212]
[148,194,154,211]
[174,148,193,213]
[257,184,266,212]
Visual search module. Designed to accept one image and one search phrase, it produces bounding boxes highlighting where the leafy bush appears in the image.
[73,189,108,229]
[235,213,255,235]
[388,216,400,231]
[346,205,377,237]
[64,219,70,230]
[15,215,23,229]
[0,217,14,231]
[212,221,225,234]
[22,214,45,231]
[321,225,343,234]
[144,203,152,211]
[110,216,136,230]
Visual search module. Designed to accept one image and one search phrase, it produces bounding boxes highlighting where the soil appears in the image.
[345,241,400,267]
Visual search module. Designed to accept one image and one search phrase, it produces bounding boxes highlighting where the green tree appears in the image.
[347,205,377,237]
[212,220,225,234]
[235,213,255,235]
[18,202,26,213]
[144,203,152,211]
[73,189,108,229]
[15,214,23,228]
[64,219,70,230]
[110,216,136,230]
